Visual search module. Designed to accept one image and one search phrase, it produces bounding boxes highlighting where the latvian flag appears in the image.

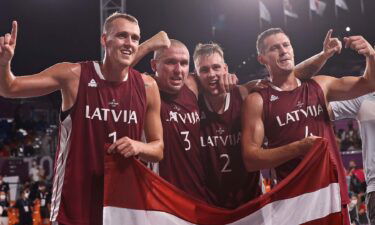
[103,139,347,225]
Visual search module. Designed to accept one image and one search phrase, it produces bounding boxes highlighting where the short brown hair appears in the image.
[103,12,138,34]
[256,28,286,55]
[193,42,224,65]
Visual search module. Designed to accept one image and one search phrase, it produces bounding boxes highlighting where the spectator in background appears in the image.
[15,188,33,225]
[358,199,369,225]
[0,177,9,201]
[0,191,9,225]
[349,194,360,225]
[35,182,51,225]
[29,160,41,183]
[347,160,366,197]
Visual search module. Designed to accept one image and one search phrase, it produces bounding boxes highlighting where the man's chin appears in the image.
[119,58,133,67]
[169,85,183,94]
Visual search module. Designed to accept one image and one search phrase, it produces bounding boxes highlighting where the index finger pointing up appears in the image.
[324,29,333,45]
[10,21,18,45]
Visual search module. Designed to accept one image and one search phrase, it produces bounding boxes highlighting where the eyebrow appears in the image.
[116,31,140,40]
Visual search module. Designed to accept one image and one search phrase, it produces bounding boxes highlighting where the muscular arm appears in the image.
[241,93,315,171]
[137,75,164,162]
[294,52,329,80]
[131,31,170,67]
[0,63,78,98]
[0,21,79,110]
[295,30,342,80]
[238,79,269,100]
[313,36,375,102]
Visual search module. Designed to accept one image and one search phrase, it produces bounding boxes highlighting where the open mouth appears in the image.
[170,76,183,85]
[209,80,218,88]
[120,49,132,56]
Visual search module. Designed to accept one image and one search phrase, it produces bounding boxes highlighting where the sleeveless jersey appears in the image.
[50,61,147,225]
[258,79,349,204]
[199,87,261,209]
[158,85,210,203]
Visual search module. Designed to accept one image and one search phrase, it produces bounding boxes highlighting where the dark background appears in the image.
[0,0,374,107]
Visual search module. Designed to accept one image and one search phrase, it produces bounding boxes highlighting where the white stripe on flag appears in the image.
[103,183,341,225]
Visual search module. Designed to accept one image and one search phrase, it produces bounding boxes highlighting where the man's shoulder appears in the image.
[140,73,157,88]
[244,91,264,106]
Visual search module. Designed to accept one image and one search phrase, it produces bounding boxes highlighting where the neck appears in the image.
[101,58,130,82]
[269,70,298,91]
[204,92,227,114]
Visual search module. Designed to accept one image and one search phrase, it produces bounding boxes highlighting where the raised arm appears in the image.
[313,35,375,102]
[294,30,342,80]
[241,92,317,171]
[0,21,79,110]
[108,75,164,162]
[131,31,170,67]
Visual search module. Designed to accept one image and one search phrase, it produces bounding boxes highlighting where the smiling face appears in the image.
[258,32,295,76]
[195,52,228,96]
[101,18,140,67]
[151,43,190,94]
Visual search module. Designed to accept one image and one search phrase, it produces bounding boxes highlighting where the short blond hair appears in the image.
[193,42,224,64]
[103,12,138,34]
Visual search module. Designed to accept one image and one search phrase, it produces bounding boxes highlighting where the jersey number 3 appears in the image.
[180,131,191,151]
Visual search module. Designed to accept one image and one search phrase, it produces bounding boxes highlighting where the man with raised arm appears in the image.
[0,13,169,225]
[242,28,375,223]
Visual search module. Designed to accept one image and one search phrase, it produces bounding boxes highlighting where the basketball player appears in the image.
[193,34,341,209]
[150,39,214,202]
[0,13,169,225]
[193,43,262,208]
[241,28,375,223]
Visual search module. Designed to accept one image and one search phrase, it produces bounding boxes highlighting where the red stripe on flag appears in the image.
[104,139,345,224]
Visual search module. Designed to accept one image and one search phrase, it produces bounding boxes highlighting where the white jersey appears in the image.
[330,92,375,193]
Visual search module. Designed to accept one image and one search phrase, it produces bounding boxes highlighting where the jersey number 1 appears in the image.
[109,131,117,143]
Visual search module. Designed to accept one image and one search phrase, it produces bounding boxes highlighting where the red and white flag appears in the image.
[103,139,347,225]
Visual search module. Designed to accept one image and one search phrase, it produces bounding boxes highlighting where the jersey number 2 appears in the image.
[220,154,232,173]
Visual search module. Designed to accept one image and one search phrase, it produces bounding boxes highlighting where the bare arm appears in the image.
[0,21,79,110]
[131,31,170,67]
[313,36,375,102]
[238,79,270,100]
[140,75,164,161]
[108,75,164,162]
[241,93,317,171]
[295,30,342,80]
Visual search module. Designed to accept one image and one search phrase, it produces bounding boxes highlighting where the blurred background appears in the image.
[0,0,374,224]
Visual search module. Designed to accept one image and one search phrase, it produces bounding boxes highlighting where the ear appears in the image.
[150,59,157,73]
[224,63,228,73]
[257,55,266,65]
[100,34,106,47]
